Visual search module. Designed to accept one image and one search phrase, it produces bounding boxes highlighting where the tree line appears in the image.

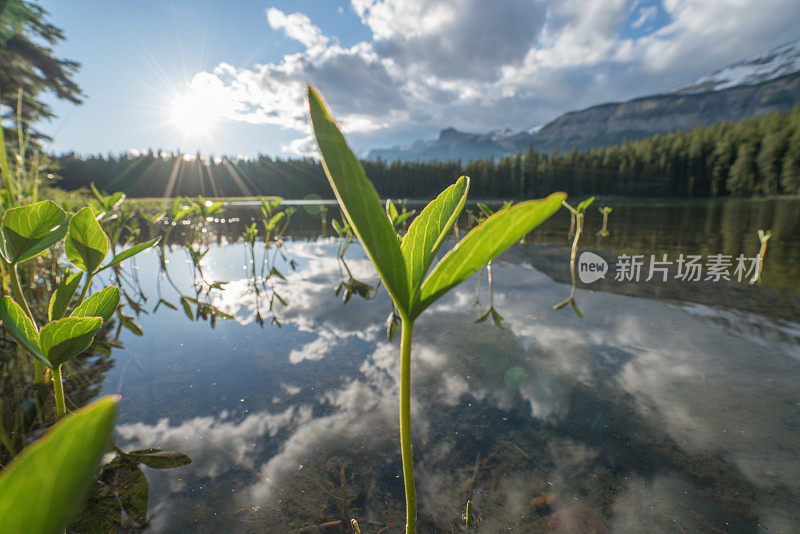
[53,105,800,199]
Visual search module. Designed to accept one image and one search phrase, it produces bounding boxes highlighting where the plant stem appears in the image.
[400,317,417,534]
[399,317,417,533]
[8,263,36,327]
[76,273,93,306]
[52,365,66,419]
[8,262,45,382]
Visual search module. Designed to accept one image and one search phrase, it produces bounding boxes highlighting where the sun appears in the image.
[169,90,219,137]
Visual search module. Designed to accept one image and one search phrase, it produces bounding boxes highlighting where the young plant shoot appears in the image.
[308,86,565,533]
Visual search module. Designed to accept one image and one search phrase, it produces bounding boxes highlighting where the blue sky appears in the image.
[36,0,800,158]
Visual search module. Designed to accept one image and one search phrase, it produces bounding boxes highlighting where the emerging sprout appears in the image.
[308,85,564,533]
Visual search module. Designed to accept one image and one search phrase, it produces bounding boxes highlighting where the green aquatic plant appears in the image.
[0,201,69,329]
[0,198,158,414]
[0,288,116,418]
[65,206,161,303]
[259,196,292,243]
[308,86,565,532]
[553,197,594,317]
[240,201,294,327]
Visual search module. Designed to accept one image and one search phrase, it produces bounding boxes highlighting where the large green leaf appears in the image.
[65,207,110,274]
[414,192,566,318]
[49,271,83,321]
[98,236,162,272]
[70,286,120,322]
[39,316,103,368]
[0,397,117,534]
[308,86,410,314]
[401,176,469,300]
[1,200,68,263]
[0,296,45,364]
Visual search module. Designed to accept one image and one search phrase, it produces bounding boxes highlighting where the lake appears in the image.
[12,197,800,532]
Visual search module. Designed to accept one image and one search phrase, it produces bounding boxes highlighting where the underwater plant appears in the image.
[308,86,565,532]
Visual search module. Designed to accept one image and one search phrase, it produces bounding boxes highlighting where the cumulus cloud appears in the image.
[177,0,800,154]
[266,7,329,53]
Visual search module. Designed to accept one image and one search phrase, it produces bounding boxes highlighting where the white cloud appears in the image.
[279,134,317,158]
[266,7,329,53]
[180,0,800,155]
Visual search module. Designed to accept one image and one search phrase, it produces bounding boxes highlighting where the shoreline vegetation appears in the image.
[52,104,800,200]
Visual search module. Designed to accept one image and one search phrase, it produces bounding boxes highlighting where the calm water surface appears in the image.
[59,199,800,531]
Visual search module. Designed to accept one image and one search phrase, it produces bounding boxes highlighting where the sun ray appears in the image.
[163,156,182,198]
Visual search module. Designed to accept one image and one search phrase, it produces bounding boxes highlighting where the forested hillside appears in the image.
[55,105,800,199]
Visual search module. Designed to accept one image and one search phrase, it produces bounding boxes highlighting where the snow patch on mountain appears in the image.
[671,39,800,94]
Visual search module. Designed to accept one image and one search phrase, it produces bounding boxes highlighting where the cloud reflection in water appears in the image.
[114,241,800,531]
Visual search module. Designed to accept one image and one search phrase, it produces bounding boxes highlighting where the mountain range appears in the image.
[368,40,800,162]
